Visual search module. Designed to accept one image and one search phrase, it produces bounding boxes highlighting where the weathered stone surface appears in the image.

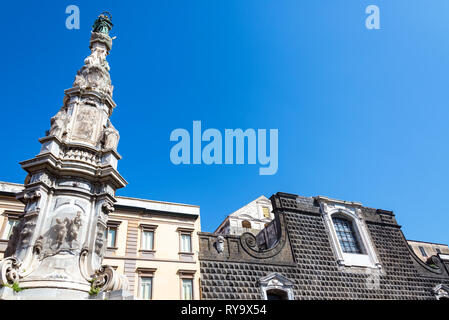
[199,192,449,300]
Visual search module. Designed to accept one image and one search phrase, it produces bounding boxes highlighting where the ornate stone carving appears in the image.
[73,28,113,98]
[239,213,289,259]
[95,226,106,256]
[33,236,44,255]
[49,108,69,139]
[0,13,128,299]
[93,265,129,292]
[214,236,225,254]
[19,220,35,245]
[72,105,100,142]
[53,218,68,249]
[101,201,115,215]
[23,191,41,203]
[30,172,54,187]
[60,147,101,166]
[66,212,82,246]
[102,120,119,150]
[50,213,82,250]
[0,257,22,286]
[433,284,449,300]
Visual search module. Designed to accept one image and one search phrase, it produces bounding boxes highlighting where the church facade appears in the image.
[199,192,449,300]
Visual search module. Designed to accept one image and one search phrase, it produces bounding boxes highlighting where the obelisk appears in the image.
[0,12,129,299]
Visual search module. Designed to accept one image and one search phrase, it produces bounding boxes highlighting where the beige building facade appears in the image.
[0,181,201,300]
[408,239,449,263]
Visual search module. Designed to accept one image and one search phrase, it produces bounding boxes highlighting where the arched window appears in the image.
[318,196,382,269]
[242,220,252,229]
[332,216,361,254]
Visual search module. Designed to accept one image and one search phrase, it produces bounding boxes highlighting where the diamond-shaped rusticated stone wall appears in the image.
[199,192,449,300]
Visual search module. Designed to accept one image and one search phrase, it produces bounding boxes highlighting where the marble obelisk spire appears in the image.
[0,12,129,299]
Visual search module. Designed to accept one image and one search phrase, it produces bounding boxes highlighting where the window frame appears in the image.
[332,216,363,254]
[141,230,154,251]
[137,268,156,300]
[178,270,196,300]
[139,224,157,252]
[139,277,153,300]
[262,206,271,219]
[259,273,294,300]
[106,220,121,249]
[419,246,427,257]
[180,233,192,253]
[241,220,252,229]
[318,197,382,270]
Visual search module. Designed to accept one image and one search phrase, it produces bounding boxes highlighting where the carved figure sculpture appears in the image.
[102,121,119,150]
[53,218,68,248]
[67,212,83,246]
[95,229,105,256]
[33,236,44,255]
[49,109,67,139]
[20,221,35,244]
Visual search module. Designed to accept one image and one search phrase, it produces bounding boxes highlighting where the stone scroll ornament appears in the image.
[92,266,129,292]
[0,257,22,286]
[240,214,289,259]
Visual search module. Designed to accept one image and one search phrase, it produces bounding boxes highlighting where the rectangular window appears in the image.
[2,219,19,240]
[107,227,117,248]
[181,279,193,300]
[140,277,153,300]
[141,230,154,250]
[181,234,192,253]
[262,207,270,218]
[419,246,427,257]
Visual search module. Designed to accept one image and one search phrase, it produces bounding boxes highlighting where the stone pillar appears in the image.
[0,13,129,299]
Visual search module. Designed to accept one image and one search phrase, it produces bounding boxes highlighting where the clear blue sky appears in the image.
[0,1,448,243]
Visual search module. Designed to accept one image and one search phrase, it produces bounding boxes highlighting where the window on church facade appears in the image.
[332,217,362,254]
[262,207,270,218]
[266,289,289,300]
[242,220,252,229]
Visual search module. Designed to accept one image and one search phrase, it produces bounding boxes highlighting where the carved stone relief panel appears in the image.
[38,198,88,258]
[71,104,101,144]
